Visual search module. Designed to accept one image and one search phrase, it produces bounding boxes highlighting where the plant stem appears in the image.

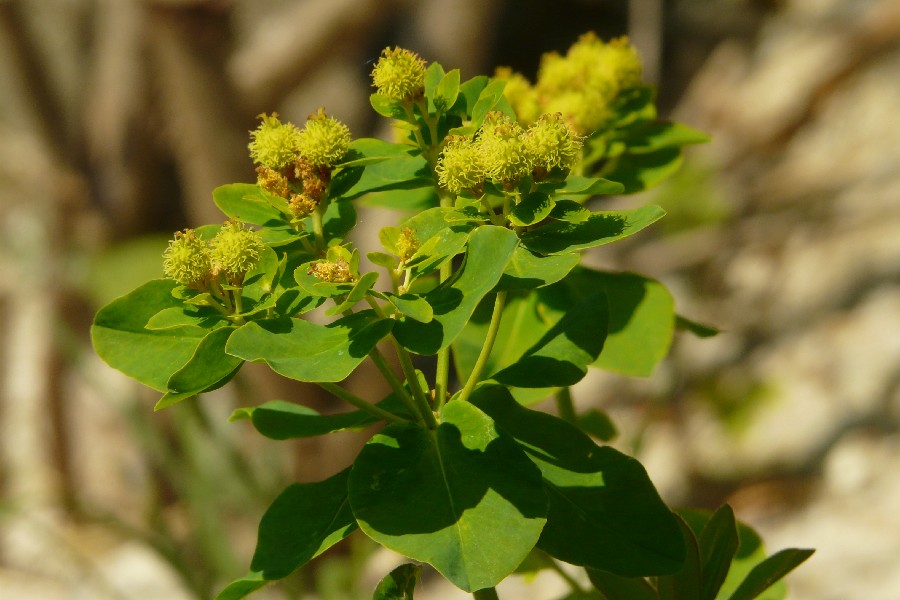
[368,346,419,418]
[458,291,506,404]
[311,205,325,251]
[473,588,500,600]
[390,337,438,428]
[433,261,453,411]
[317,382,408,424]
[556,387,577,423]
[538,550,586,594]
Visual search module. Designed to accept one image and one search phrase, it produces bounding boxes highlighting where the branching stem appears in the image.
[317,382,408,424]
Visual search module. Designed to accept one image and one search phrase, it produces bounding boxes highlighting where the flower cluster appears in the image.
[248,111,351,223]
[163,222,264,291]
[495,33,643,135]
[436,111,581,192]
[371,47,427,101]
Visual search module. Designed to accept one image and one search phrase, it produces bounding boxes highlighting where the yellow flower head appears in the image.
[477,112,531,184]
[297,108,351,168]
[209,221,265,281]
[371,47,427,101]
[248,113,303,170]
[436,136,486,194]
[307,259,354,283]
[163,229,211,287]
[525,112,582,172]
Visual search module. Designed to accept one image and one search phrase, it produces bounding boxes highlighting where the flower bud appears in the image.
[163,229,212,287]
[477,112,532,184]
[256,166,290,199]
[371,47,427,101]
[209,221,265,282]
[248,113,303,170]
[435,136,485,194]
[525,113,582,172]
[297,108,351,168]
[288,193,318,220]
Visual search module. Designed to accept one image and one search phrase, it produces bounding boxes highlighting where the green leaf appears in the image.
[509,192,555,227]
[519,205,665,255]
[91,279,207,392]
[251,468,358,579]
[457,75,490,117]
[540,176,625,197]
[548,200,591,223]
[385,292,434,323]
[330,154,432,201]
[568,270,675,377]
[470,386,685,577]
[321,198,357,244]
[360,187,439,211]
[587,569,658,600]
[230,399,378,439]
[225,312,393,382]
[434,69,461,111]
[620,121,709,154]
[676,315,720,338]
[214,571,268,600]
[577,408,618,442]
[601,148,684,194]
[349,399,547,592]
[373,564,421,600]
[726,549,814,600]
[370,94,408,120]
[471,79,515,128]
[657,516,702,600]
[339,138,418,167]
[145,306,223,330]
[424,61,446,114]
[699,506,740,600]
[491,290,608,388]
[394,226,519,354]
[326,271,379,316]
[213,183,288,225]
[165,326,242,395]
[496,247,580,292]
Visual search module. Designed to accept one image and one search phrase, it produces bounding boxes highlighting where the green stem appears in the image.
[473,588,500,600]
[433,261,453,411]
[556,387,577,423]
[317,382,408,424]
[311,205,325,251]
[538,550,586,593]
[458,291,506,405]
[368,347,419,416]
[402,102,428,150]
[391,337,438,428]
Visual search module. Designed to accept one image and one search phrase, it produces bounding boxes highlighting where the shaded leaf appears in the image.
[373,564,421,600]
[587,569,658,600]
[601,148,683,194]
[162,326,243,403]
[699,506,740,600]
[520,206,665,255]
[676,315,720,338]
[214,571,268,600]
[339,138,417,167]
[657,516,702,600]
[621,121,709,154]
[230,400,378,439]
[509,192,554,227]
[727,549,814,600]
[540,176,624,197]
[495,247,580,292]
[349,399,547,592]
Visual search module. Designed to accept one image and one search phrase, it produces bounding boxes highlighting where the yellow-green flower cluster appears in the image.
[435,111,581,192]
[371,47,427,101]
[163,229,212,287]
[307,258,353,283]
[209,221,265,282]
[297,108,351,168]
[248,113,303,170]
[496,33,644,135]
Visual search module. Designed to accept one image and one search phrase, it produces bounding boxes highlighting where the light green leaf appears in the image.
[471,79,515,128]
[726,549,814,600]
[338,138,418,167]
[434,69,461,111]
[520,205,665,255]
[495,247,580,292]
[213,183,287,224]
[145,306,223,330]
[621,121,710,154]
[540,176,624,197]
[91,279,207,392]
[349,399,547,592]
[214,571,268,600]
[394,226,519,354]
[471,386,685,577]
[601,148,684,194]
[165,326,242,396]
[385,293,434,323]
[251,468,358,579]
[549,200,591,223]
[509,192,555,227]
[370,94,408,120]
[699,506,740,600]
[330,155,432,201]
[457,75,490,117]
[424,61,446,114]
[373,564,421,600]
[225,312,393,382]
[327,271,379,316]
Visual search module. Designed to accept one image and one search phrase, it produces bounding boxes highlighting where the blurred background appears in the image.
[1,0,899,598]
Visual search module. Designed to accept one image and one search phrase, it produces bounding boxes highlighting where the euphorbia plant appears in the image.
[92,34,812,599]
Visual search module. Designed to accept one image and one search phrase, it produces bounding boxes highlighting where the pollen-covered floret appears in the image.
[396,228,419,263]
[248,113,303,170]
[256,166,290,199]
[477,112,532,184]
[371,47,427,101]
[297,108,351,168]
[307,258,354,283]
[288,193,318,220]
[163,229,212,287]
[209,221,265,282]
[435,136,486,194]
[525,112,583,172]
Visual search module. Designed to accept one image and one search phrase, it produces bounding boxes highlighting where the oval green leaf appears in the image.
[519,205,666,255]
[373,563,421,600]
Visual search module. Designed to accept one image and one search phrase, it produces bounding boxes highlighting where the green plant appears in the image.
[91,34,812,599]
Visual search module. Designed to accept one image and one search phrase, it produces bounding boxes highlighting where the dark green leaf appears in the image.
[587,569,658,600]
[225,312,393,382]
[548,200,591,223]
[471,386,684,577]
[339,138,418,167]
[491,290,608,388]
[601,148,683,194]
[91,280,207,392]
[676,315,720,338]
[321,199,357,244]
[620,121,709,154]
[326,271,379,316]
[373,564,421,600]
[699,506,740,600]
[349,399,547,592]
[331,155,432,201]
[165,326,242,396]
[251,468,358,579]
[657,516,702,600]
[577,408,618,442]
[496,247,580,292]
[520,205,665,255]
[394,226,518,354]
[230,400,377,439]
[510,192,555,227]
[540,176,624,197]
[214,571,268,600]
[727,549,814,600]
